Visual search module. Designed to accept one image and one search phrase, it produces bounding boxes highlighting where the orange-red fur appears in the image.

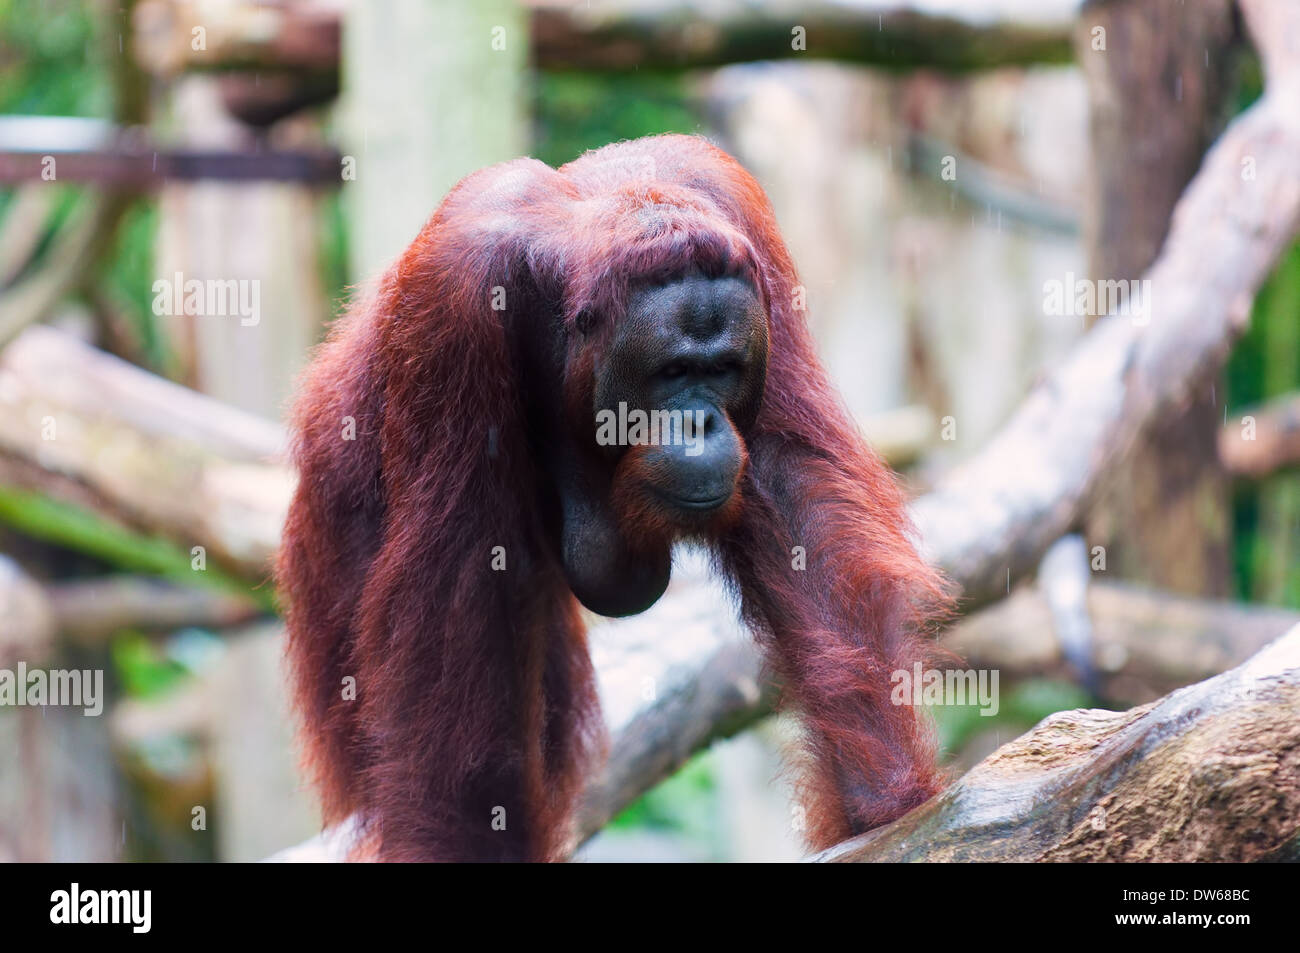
[278,135,945,861]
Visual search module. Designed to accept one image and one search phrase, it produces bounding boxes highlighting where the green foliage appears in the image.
[97,197,174,372]
[1225,241,1300,607]
[0,486,274,609]
[0,182,85,281]
[1222,47,1300,609]
[111,627,224,699]
[532,71,701,168]
[933,679,1095,756]
[111,631,189,699]
[1,1,169,371]
[0,0,108,116]
[608,747,721,845]
[317,189,352,330]
[1229,49,1264,117]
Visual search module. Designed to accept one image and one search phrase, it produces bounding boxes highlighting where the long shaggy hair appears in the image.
[278,134,946,861]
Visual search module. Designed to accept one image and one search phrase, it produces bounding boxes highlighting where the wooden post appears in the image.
[341,0,527,283]
[1075,0,1239,596]
[154,78,327,420]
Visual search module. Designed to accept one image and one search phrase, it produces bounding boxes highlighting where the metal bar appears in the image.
[0,148,343,186]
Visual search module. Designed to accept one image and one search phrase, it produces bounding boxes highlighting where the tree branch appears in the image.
[817,625,1300,862]
[948,580,1300,705]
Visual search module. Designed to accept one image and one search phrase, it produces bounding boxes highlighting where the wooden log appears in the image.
[818,625,1300,862]
[1220,392,1300,477]
[130,0,1075,80]
[133,0,341,74]
[947,581,1300,705]
[527,0,1075,72]
[48,577,263,645]
[0,325,292,580]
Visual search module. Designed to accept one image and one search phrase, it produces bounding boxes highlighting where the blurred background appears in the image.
[0,0,1296,862]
